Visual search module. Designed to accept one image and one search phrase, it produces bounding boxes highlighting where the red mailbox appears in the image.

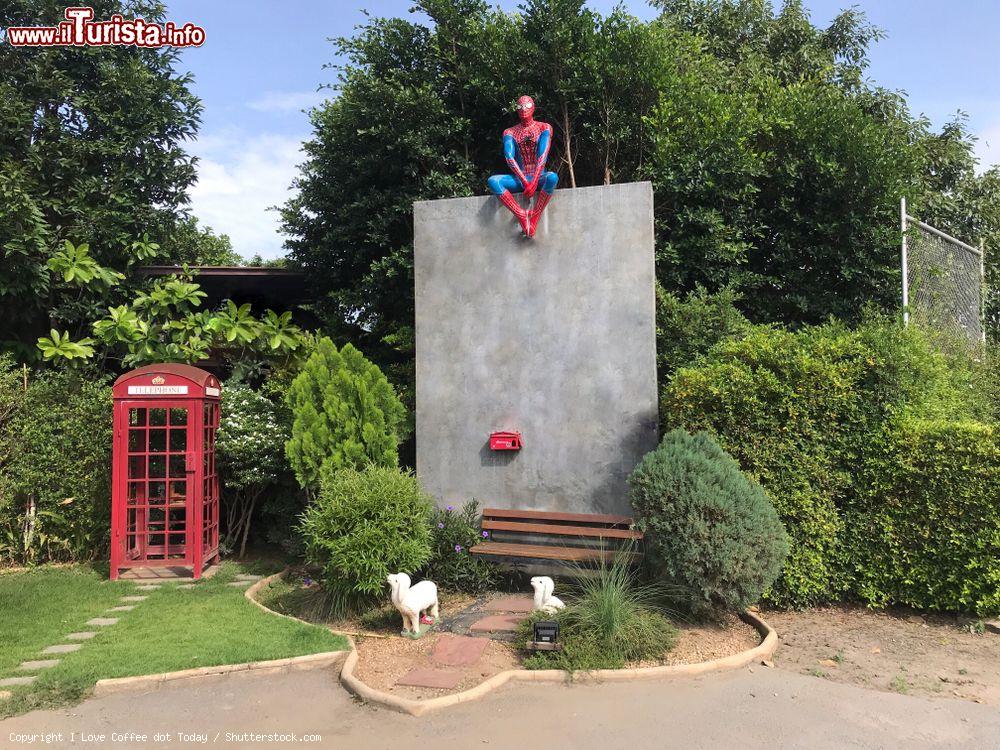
[110,364,221,580]
[489,430,523,451]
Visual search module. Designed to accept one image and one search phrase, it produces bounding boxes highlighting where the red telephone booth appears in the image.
[110,364,221,580]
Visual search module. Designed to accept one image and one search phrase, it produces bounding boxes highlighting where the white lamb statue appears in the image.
[386,572,439,634]
[530,576,565,614]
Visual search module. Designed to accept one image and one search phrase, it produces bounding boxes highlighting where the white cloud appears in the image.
[188,130,304,259]
[246,90,328,113]
[975,122,1000,173]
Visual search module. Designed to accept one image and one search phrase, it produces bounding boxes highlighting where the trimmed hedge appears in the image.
[851,419,1000,614]
[662,318,998,612]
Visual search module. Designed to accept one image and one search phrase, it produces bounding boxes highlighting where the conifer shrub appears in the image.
[285,338,406,492]
[298,465,433,616]
[629,429,788,615]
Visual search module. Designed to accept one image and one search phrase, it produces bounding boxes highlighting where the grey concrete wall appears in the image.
[414,182,658,516]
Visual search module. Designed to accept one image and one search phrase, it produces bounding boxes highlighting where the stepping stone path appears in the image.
[87,617,119,627]
[0,676,37,687]
[484,596,534,613]
[65,632,97,641]
[107,605,135,612]
[430,634,489,666]
[227,580,252,587]
[235,574,262,581]
[42,644,81,655]
[136,585,161,591]
[19,660,60,671]
[396,668,464,690]
[121,595,148,602]
[177,583,197,589]
[469,614,525,633]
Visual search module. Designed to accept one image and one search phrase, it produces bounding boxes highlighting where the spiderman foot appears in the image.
[518,212,532,237]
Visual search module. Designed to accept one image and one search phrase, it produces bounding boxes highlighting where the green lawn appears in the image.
[0,562,348,719]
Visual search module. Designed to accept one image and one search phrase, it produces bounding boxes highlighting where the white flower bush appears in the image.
[217,383,290,556]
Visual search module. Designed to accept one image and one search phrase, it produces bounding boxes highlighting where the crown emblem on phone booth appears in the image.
[151,375,165,385]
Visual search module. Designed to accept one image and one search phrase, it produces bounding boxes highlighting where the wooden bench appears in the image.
[469,507,643,562]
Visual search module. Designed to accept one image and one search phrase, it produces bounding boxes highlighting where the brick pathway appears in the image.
[391,594,534,691]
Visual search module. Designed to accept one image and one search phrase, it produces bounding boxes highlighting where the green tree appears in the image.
[283,0,986,395]
[0,0,210,350]
[285,338,407,491]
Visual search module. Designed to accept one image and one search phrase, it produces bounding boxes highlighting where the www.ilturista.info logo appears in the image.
[4,7,205,48]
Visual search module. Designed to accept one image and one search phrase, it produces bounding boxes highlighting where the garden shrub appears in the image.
[661,317,996,611]
[298,465,432,615]
[285,338,407,492]
[422,500,498,594]
[0,363,112,564]
[519,553,678,671]
[216,382,291,557]
[629,430,788,614]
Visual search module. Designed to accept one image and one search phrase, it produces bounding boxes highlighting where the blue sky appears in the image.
[164,1,1000,259]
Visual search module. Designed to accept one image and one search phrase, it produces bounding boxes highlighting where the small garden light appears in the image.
[532,620,559,645]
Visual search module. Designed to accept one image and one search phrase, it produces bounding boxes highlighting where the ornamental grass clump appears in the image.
[629,429,788,616]
[520,552,678,671]
[298,465,433,617]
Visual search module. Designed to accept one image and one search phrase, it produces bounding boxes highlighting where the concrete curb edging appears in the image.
[93,651,348,696]
[91,571,349,697]
[338,610,777,717]
[247,570,778,718]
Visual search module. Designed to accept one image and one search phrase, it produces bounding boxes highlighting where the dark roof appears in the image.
[135,265,312,309]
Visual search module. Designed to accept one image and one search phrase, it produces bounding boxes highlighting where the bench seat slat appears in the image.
[482,519,642,540]
[481,507,633,527]
[469,541,639,562]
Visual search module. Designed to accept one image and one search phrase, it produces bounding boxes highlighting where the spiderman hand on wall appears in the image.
[486,95,558,238]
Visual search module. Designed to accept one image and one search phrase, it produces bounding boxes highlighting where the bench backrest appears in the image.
[480,507,643,540]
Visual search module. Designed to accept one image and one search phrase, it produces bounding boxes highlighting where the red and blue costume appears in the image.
[487,95,558,237]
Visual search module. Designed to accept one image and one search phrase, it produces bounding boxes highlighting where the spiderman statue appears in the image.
[487,95,558,238]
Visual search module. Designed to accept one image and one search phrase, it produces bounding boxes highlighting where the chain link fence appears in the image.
[902,198,985,345]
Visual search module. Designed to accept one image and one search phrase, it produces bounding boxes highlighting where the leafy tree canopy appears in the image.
[282,0,995,402]
[0,0,234,352]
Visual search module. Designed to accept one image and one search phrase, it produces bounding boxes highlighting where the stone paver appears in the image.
[86,617,119,626]
[0,676,36,687]
[484,596,534,613]
[227,580,252,587]
[469,614,526,633]
[121,595,148,602]
[19,660,60,671]
[42,644,82,655]
[430,634,489,666]
[107,605,135,612]
[235,574,263,581]
[136,585,161,591]
[395,668,464,689]
[65,632,97,641]
[177,583,197,589]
